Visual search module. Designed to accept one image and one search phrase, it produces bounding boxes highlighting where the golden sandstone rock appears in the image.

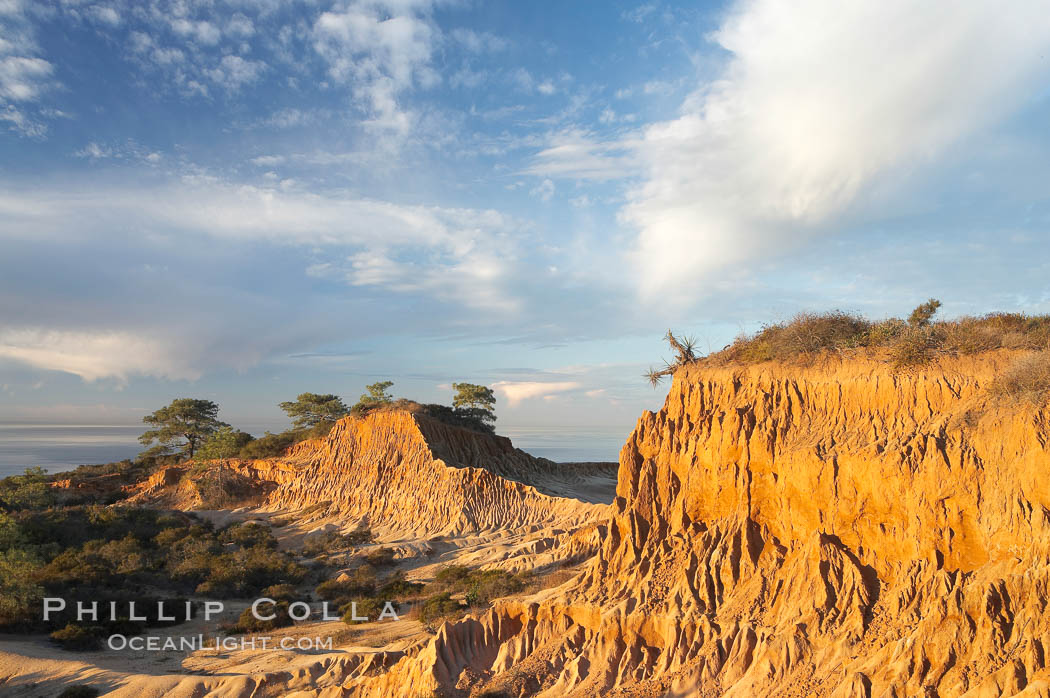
[345,352,1050,696]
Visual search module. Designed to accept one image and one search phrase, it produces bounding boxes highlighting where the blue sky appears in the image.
[1,0,1050,431]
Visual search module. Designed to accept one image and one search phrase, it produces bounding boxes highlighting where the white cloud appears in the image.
[450,65,486,89]
[510,67,534,92]
[75,141,111,159]
[524,130,639,181]
[249,154,285,166]
[536,80,555,95]
[312,0,439,136]
[170,18,221,46]
[225,13,255,38]
[623,0,1050,301]
[207,54,265,89]
[0,7,57,137]
[0,56,53,101]
[1,103,45,137]
[530,178,554,201]
[641,80,673,96]
[0,178,525,312]
[151,47,184,65]
[0,1,23,18]
[622,3,658,24]
[492,381,581,406]
[451,28,507,53]
[0,328,202,382]
[89,5,121,27]
[72,139,165,163]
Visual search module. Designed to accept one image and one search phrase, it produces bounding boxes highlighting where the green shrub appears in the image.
[228,601,293,634]
[261,583,297,602]
[378,571,425,599]
[434,565,472,586]
[0,548,43,625]
[364,547,395,567]
[50,623,104,651]
[0,467,54,510]
[428,566,529,608]
[238,431,299,459]
[341,596,402,624]
[302,528,374,557]
[57,686,100,698]
[462,570,527,607]
[418,593,463,624]
[193,546,306,597]
[316,566,378,601]
[908,298,942,328]
[221,522,277,549]
[195,427,254,463]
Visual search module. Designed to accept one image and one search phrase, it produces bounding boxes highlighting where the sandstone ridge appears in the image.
[343,351,1050,697]
[130,410,616,540]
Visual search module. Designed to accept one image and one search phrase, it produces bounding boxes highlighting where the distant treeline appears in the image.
[137,381,498,465]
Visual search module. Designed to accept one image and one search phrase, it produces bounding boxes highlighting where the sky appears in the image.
[2,0,1050,432]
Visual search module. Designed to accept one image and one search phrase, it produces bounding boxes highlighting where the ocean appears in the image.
[0,423,630,480]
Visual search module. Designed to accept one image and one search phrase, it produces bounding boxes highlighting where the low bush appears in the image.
[377,571,425,599]
[417,592,463,624]
[315,564,379,603]
[711,303,1050,369]
[238,431,299,459]
[434,565,471,586]
[261,583,297,602]
[194,427,254,463]
[723,311,872,363]
[227,601,293,634]
[221,522,277,549]
[340,596,402,624]
[428,565,529,608]
[363,547,395,567]
[301,528,374,557]
[50,623,104,651]
[990,352,1050,404]
[57,686,100,698]
[192,546,306,597]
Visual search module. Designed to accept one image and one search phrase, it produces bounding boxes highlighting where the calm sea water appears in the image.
[0,425,145,479]
[500,426,628,463]
[0,423,630,480]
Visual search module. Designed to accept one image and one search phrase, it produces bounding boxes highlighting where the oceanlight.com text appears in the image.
[107,634,335,652]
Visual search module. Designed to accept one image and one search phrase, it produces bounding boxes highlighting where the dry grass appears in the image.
[989,352,1050,404]
[713,309,1050,368]
[721,311,872,363]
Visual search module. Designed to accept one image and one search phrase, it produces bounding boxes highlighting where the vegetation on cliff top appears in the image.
[649,300,1050,395]
[140,380,500,467]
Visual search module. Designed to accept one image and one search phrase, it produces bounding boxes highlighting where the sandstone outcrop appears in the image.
[128,410,616,541]
[344,352,1050,697]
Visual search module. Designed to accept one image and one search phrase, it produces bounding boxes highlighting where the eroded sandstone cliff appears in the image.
[348,352,1050,697]
[129,410,615,540]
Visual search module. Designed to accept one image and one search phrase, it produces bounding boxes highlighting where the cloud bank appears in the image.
[493,381,581,405]
[623,0,1050,300]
